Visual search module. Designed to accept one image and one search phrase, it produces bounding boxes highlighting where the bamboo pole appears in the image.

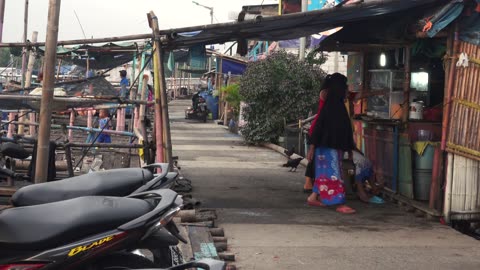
[68,111,74,141]
[151,40,164,164]
[0,33,152,48]
[3,120,136,137]
[0,95,152,105]
[441,25,459,151]
[139,75,149,122]
[7,113,15,138]
[402,46,411,122]
[35,0,62,183]
[86,84,93,130]
[21,0,29,88]
[56,58,62,80]
[26,31,38,136]
[0,0,5,42]
[129,53,137,132]
[148,11,173,169]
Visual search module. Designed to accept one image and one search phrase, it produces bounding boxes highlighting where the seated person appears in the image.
[352,149,384,204]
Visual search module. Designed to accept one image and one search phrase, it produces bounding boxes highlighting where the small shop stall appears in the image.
[315,0,472,215]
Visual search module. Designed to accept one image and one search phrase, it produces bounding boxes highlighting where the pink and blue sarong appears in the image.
[312,147,346,206]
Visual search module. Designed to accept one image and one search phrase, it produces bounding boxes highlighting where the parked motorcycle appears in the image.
[0,189,226,270]
[10,163,177,207]
[185,95,208,123]
[3,163,180,267]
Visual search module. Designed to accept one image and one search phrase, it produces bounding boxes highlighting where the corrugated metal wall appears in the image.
[447,41,480,158]
[445,153,480,221]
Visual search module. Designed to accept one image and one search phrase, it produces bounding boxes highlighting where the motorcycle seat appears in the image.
[11,168,154,207]
[0,196,152,251]
[0,142,32,160]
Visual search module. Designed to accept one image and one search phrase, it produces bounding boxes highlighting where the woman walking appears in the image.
[306,73,356,214]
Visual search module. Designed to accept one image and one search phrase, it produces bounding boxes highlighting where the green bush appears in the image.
[239,51,325,144]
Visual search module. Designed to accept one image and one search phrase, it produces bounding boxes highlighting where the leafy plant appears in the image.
[220,83,242,118]
[239,51,325,144]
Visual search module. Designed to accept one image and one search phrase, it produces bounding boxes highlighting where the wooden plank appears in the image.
[179,221,215,228]
[0,187,16,196]
[383,189,442,217]
[188,225,219,260]
[177,225,194,263]
[209,228,225,237]
[0,205,12,211]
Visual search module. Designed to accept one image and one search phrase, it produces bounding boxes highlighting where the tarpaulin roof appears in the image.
[319,0,464,51]
[0,76,119,111]
[37,42,140,55]
[159,0,445,49]
[35,42,144,69]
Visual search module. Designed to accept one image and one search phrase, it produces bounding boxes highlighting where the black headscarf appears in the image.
[310,73,355,151]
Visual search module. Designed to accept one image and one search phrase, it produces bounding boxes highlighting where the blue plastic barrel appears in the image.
[414,169,432,201]
[206,94,219,120]
[414,143,435,170]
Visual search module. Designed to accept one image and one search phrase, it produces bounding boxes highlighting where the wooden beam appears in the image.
[0,33,152,48]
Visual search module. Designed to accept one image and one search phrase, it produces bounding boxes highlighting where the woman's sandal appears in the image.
[307,200,325,207]
[336,205,356,214]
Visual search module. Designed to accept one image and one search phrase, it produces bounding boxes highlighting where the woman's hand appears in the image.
[307,145,315,162]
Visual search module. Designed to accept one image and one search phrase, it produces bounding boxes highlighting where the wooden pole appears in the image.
[35,0,62,183]
[402,46,411,122]
[21,0,29,88]
[139,75,149,122]
[137,51,147,100]
[0,33,152,48]
[0,0,5,42]
[148,29,164,164]
[68,111,74,141]
[129,53,137,132]
[148,11,173,169]
[441,25,459,151]
[56,58,62,80]
[25,31,38,87]
[0,94,152,105]
[19,31,38,136]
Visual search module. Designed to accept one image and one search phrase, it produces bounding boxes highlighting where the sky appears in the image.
[2,0,278,42]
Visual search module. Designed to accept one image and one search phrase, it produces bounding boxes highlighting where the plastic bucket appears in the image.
[414,169,432,201]
[409,102,424,120]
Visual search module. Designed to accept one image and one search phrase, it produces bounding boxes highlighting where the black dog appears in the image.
[282,157,303,172]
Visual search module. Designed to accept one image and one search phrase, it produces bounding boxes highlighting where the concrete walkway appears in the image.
[169,99,480,270]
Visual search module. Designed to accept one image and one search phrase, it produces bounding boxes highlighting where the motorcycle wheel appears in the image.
[91,252,155,269]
